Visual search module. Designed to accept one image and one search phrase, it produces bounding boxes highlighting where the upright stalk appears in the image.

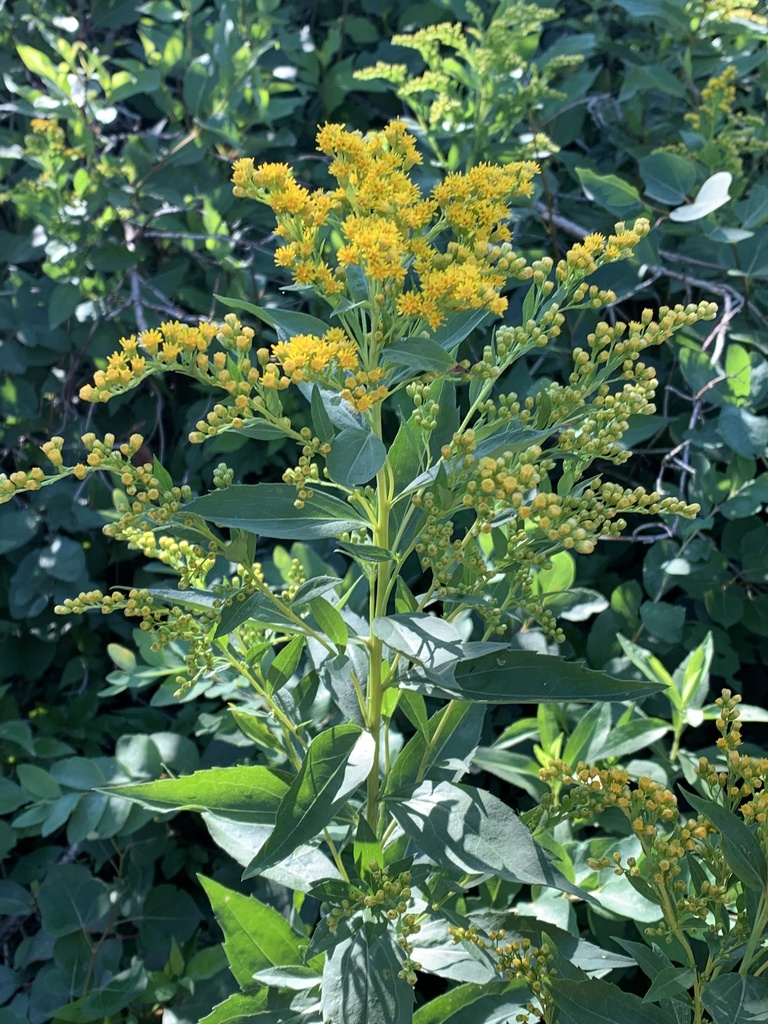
[366,402,393,832]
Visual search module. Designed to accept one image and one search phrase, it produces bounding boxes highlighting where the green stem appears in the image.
[415,700,456,784]
[740,888,768,975]
[218,645,306,763]
[366,402,393,832]
[323,829,349,881]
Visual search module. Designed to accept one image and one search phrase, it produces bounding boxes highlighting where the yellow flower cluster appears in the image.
[0,432,146,501]
[433,162,537,243]
[679,64,767,176]
[696,692,768,824]
[685,65,738,133]
[695,0,765,23]
[30,117,65,140]
[79,320,219,402]
[56,586,217,693]
[232,120,537,337]
[556,219,650,282]
[538,688,768,947]
[273,328,358,380]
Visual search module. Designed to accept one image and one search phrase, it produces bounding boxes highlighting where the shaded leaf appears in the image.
[551,977,676,1024]
[390,781,591,900]
[244,726,375,877]
[685,790,766,890]
[702,974,768,1023]
[405,649,665,703]
[321,923,413,1024]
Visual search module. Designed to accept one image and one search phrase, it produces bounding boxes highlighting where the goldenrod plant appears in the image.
[353,1,578,169]
[0,122,725,1022]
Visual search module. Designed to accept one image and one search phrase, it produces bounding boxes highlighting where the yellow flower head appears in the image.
[337,214,408,283]
[272,329,359,382]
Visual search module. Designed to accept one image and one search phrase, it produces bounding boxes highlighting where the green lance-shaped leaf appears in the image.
[215,590,300,638]
[311,384,336,443]
[199,993,305,1024]
[389,780,591,901]
[385,702,485,795]
[321,921,414,1024]
[308,596,349,651]
[266,635,306,693]
[384,337,459,374]
[684,790,767,890]
[403,649,666,703]
[202,814,340,894]
[184,483,370,539]
[551,977,677,1024]
[412,980,529,1024]
[325,426,387,488]
[429,308,492,351]
[702,974,768,1024]
[215,293,331,340]
[198,876,303,991]
[100,765,288,822]
[244,725,375,878]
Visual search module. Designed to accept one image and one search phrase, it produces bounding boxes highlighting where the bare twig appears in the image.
[124,223,148,333]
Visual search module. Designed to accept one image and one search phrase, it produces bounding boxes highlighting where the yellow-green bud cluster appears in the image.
[449,926,556,1021]
[325,867,423,985]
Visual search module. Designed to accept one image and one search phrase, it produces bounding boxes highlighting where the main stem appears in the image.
[366,402,392,833]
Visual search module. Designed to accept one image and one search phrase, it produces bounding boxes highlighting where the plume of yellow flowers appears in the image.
[232,120,538,345]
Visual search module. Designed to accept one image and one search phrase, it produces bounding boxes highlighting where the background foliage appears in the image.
[1,0,767,1021]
